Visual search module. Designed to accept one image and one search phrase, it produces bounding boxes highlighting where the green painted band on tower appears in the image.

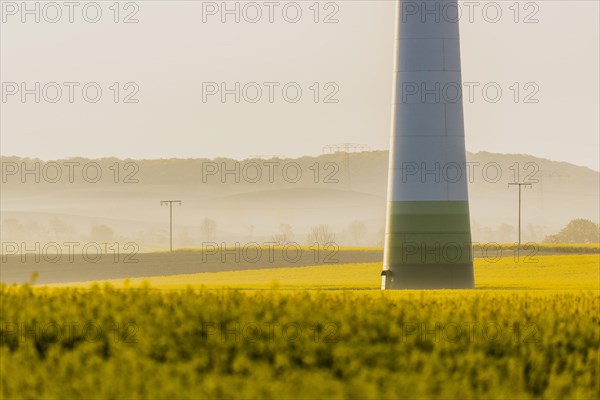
[387,201,470,231]
[385,234,473,264]
[388,201,470,216]
[386,200,472,263]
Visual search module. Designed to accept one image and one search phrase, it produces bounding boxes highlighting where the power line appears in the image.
[247,155,285,159]
[322,143,371,154]
[160,200,182,252]
[508,182,533,248]
[322,143,371,191]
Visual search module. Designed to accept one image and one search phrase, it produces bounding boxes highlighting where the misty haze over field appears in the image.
[1,151,597,251]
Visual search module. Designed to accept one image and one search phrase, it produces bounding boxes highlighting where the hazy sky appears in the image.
[1,1,598,170]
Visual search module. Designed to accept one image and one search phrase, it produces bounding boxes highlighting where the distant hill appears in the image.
[1,151,598,248]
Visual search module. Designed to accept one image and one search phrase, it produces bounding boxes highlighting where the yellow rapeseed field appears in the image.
[1,251,598,399]
[58,254,599,291]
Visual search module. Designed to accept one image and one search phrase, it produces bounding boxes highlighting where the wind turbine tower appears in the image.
[382,0,475,289]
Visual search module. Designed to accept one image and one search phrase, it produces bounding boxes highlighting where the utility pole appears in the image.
[160,200,182,252]
[508,183,533,248]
